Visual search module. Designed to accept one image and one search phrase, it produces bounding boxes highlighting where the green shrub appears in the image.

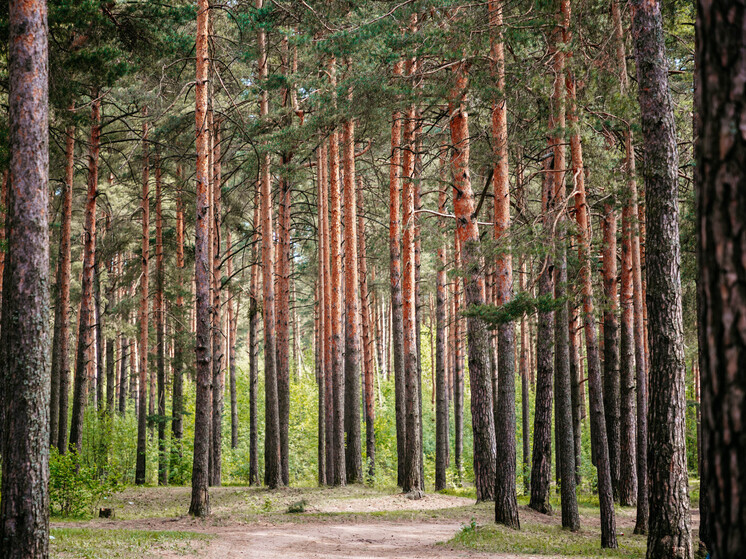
[49,448,124,518]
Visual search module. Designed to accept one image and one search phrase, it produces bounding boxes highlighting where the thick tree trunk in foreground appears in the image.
[631,1,692,556]
[276,169,290,487]
[135,114,150,486]
[0,0,50,553]
[696,3,746,555]
[490,0,519,527]
[189,0,212,516]
[70,99,100,456]
[51,117,74,452]
[450,64,496,502]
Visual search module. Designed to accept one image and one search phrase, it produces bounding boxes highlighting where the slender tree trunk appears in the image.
[154,153,167,486]
[172,168,185,446]
[619,132,638,506]
[357,179,375,480]
[189,0,212,516]
[520,259,531,494]
[343,114,363,483]
[529,154,554,515]
[450,63,496,502]
[119,336,128,416]
[490,0,519,526]
[319,143,334,485]
[402,92,422,494]
[135,111,150,486]
[452,238,464,482]
[227,231,238,450]
[258,4,282,489]
[51,116,74,451]
[249,198,260,485]
[211,121,223,487]
[435,150,449,492]
[569,74,617,548]
[69,98,100,456]
[569,302,583,485]
[389,60,407,488]
[602,193,621,502]
[695,5,746,553]
[276,169,291,488]
[316,155,327,485]
[632,1,692,556]
[552,0,579,529]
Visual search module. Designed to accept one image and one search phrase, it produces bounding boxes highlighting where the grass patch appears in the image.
[50,527,211,559]
[449,521,647,558]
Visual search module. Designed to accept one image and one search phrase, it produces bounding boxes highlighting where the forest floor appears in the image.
[50,484,699,558]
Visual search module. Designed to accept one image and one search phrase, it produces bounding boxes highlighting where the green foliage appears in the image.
[49,448,124,518]
[463,291,567,327]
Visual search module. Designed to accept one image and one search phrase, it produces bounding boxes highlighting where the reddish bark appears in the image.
[155,152,167,486]
[188,0,212,516]
[343,115,362,483]
[449,63,496,502]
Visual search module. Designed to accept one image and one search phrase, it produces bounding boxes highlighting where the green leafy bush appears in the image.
[49,448,124,518]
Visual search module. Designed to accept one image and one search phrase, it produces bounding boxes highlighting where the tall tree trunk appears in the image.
[329,107,346,487]
[0,0,50,552]
[551,0,579,529]
[319,143,334,485]
[695,5,746,554]
[569,302,583,485]
[119,336,128,416]
[529,154,554,515]
[619,132,638,506]
[489,0,519,527]
[316,152,327,485]
[211,120,223,487]
[452,238,464,482]
[227,231,238,450]
[276,167,291,488]
[389,59,407,488]
[249,197,260,485]
[569,74,617,548]
[343,114,363,484]
[520,258,531,493]
[258,2,282,489]
[136,111,150,486]
[69,98,100,456]
[51,116,74,451]
[631,1,692,556]
[402,92,422,494]
[602,192,621,501]
[450,63,496,502]
[434,150,449,492]
[172,167,185,446]
[357,179,375,480]
[154,152,167,486]
[189,0,212,516]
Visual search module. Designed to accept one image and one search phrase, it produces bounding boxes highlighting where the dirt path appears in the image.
[192,520,512,559]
